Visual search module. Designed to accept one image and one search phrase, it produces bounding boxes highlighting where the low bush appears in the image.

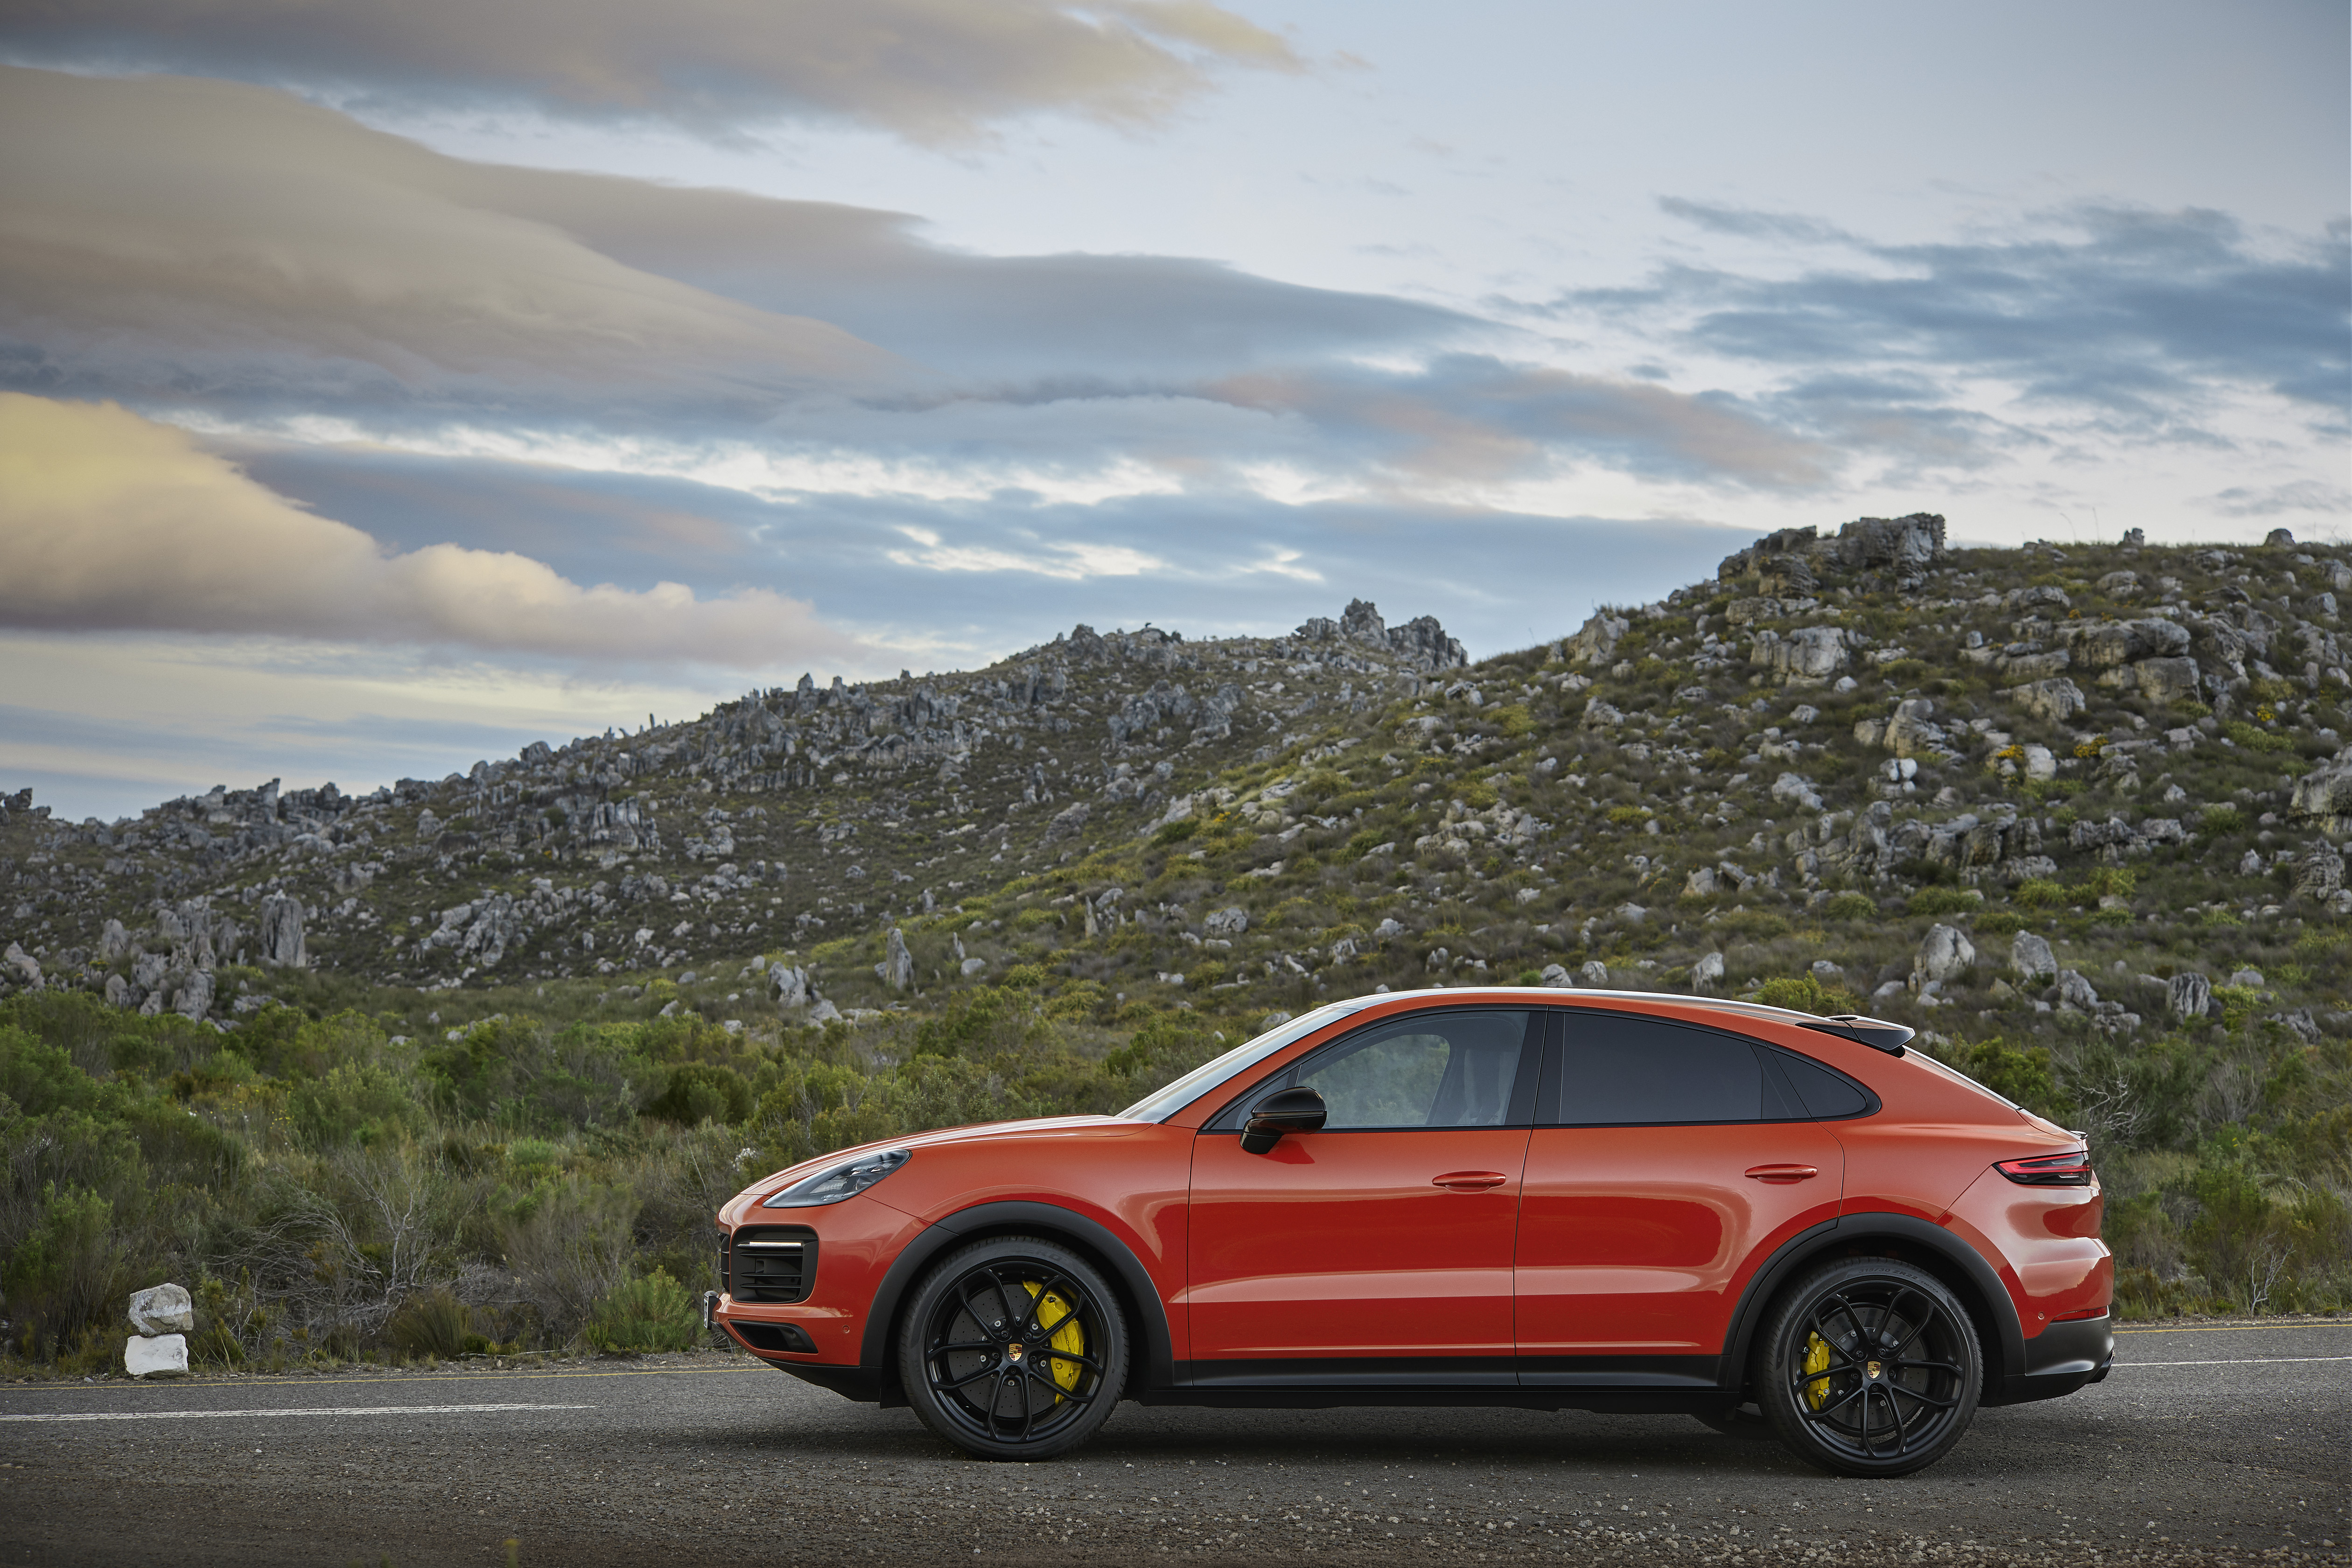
[585,1268,700,1354]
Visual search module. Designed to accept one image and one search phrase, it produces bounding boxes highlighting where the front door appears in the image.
[1187,1007,1537,1386]
[1516,1008,1845,1388]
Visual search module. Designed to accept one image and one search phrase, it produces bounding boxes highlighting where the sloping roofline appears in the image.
[1351,986,1916,1055]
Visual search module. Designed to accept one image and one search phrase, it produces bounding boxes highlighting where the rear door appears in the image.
[1187,1007,1537,1386]
[1515,1009,1846,1390]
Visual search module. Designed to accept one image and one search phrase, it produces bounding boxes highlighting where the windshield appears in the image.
[1117,999,1376,1123]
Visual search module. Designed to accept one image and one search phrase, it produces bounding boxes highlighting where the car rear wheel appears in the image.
[1756,1257,1981,1477]
[897,1235,1128,1461]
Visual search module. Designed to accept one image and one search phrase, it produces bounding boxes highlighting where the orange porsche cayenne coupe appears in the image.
[711,988,2112,1476]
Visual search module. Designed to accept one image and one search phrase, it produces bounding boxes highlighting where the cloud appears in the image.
[0,393,862,668]
[1655,197,1856,249]
[0,68,897,420]
[0,66,1469,419]
[1623,204,2350,427]
[0,0,1301,143]
[1210,355,1830,489]
[2202,479,2351,519]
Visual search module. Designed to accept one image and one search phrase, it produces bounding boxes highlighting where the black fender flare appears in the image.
[857,1200,1178,1402]
[1718,1212,2024,1399]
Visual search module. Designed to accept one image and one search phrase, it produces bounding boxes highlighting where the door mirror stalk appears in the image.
[1242,1085,1328,1154]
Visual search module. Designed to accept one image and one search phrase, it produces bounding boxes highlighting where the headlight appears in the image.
[760,1147,911,1209]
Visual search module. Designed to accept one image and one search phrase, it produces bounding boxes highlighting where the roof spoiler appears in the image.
[1801,1014,1915,1055]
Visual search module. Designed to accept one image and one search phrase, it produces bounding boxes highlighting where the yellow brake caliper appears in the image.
[1022,1281,1085,1400]
[1802,1332,1833,1410]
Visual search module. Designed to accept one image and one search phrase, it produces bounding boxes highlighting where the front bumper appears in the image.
[1992,1313,2113,1406]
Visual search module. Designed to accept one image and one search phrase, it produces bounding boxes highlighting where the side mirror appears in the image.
[1242,1085,1328,1155]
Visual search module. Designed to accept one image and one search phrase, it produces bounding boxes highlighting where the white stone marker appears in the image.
[125,1332,189,1379]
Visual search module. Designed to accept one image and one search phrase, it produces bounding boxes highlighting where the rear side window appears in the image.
[1546,1011,1797,1126]
[1766,1048,1875,1119]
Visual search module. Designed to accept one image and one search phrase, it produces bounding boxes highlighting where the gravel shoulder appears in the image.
[1,1321,2343,1566]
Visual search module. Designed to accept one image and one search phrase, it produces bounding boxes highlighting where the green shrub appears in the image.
[287,1060,429,1149]
[2016,879,2069,909]
[1974,910,2029,935]
[1905,886,1982,917]
[2221,721,2293,754]
[1754,974,1857,1016]
[642,1062,753,1126]
[1950,1037,2065,1120]
[1151,818,1199,846]
[1822,892,1876,921]
[2199,805,2247,836]
[584,1268,700,1354]
[388,1288,472,1358]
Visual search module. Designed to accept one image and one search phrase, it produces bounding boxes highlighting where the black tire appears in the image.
[896,1235,1128,1460]
[1756,1257,1981,1477]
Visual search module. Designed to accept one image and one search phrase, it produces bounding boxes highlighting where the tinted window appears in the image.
[1768,1049,1872,1119]
[1550,1013,1784,1125]
[1244,1010,1533,1129]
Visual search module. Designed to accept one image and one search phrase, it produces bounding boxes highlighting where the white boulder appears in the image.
[128,1283,195,1335]
[125,1332,189,1378]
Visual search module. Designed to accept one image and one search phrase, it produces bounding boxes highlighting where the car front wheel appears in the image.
[1756,1257,1982,1477]
[897,1235,1128,1461]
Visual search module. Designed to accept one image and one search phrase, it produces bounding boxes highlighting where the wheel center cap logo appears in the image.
[1866,1360,1883,1379]
[1006,1343,1025,1363]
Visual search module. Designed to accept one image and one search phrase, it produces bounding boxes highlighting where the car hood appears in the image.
[724,1113,1139,1219]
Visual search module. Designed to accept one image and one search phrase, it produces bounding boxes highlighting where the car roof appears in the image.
[1348,986,1914,1054]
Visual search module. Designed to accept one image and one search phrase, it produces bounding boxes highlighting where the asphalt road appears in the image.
[0,1320,2342,1567]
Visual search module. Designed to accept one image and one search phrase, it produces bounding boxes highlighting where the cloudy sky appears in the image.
[2,0,2345,819]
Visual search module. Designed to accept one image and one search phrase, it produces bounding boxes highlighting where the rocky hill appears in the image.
[7,514,2347,1046]
[5,514,2349,1359]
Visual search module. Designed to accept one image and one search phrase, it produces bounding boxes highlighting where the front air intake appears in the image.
[727,1225,818,1303]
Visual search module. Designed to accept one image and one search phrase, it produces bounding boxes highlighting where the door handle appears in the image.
[1744,1164,1820,1183]
[1432,1171,1509,1190]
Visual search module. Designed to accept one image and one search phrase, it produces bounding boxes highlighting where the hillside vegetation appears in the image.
[5,518,2349,1372]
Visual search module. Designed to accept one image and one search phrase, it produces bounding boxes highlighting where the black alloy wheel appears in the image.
[897,1235,1127,1461]
[1756,1257,1982,1477]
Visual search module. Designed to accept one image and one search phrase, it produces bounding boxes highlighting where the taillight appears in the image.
[1997,1150,2093,1186]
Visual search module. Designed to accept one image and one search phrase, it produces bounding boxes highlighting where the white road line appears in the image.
[2118,1356,2352,1368]
[0,1403,590,1423]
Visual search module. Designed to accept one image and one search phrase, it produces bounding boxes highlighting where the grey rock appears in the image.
[2008,678,2088,723]
[1374,917,1404,940]
[2167,972,2212,1019]
[128,1283,195,1335]
[1837,513,1946,574]
[959,957,988,977]
[2288,749,2352,831]
[1691,951,1726,990]
[1204,906,1250,937]
[2062,616,2192,667]
[1044,801,1092,842]
[805,999,842,1025]
[1810,959,1845,985]
[1771,772,1825,812]
[174,967,214,1021]
[2293,840,2345,901]
[1578,960,1611,987]
[2010,932,2057,980]
[1539,963,1573,988]
[104,973,131,1008]
[1684,866,1719,898]
[2056,969,2100,1010]
[2228,968,2265,988]
[767,965,809,1008]
[2,942,41,988]
[876,926,913,990]
[1260,1010,1294,1032]
[257,892,307,967]
[1914,924,1976,986]
[99,919,131,962]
